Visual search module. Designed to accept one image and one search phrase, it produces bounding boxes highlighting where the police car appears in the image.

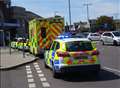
[17,39,30,51]
[44,37,101,78]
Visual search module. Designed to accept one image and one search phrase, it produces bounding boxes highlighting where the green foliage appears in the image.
[96,16,115,31]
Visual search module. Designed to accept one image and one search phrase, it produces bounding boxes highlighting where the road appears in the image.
[1,44,120,88]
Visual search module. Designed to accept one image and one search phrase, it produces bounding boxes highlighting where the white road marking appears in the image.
[38,74,44,77]
[27,71,32,74]
[29,83,36,88]
[37,70,42,73]
[40,77,47,82]
[33,62,51,88]
[28,78,34,82]
[42,82,50,88]
[26,68,31,71]
[26,65,30,68]
[35,67,40,70]
[103,67,120,73]
[33,63,38,65]
[34,65,39,68]
[27,74,33,78]
[26,66,36,88]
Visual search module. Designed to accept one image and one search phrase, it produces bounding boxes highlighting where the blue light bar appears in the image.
[57,32,73,39]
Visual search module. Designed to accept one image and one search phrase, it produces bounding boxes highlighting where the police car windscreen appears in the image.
[66,41,93,52]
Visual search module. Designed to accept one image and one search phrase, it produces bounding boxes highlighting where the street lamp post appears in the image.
[84,3,92,32]
[83,3,92,22]
[68,0,72,30]
[8,31,11,54]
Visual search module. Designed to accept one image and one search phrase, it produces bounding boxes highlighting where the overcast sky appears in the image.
[11,0,120,24]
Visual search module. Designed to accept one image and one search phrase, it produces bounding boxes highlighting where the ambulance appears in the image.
[44,37,101,78]
[29,16,64,55]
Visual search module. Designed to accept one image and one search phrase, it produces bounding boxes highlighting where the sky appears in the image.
[11,0,120,24]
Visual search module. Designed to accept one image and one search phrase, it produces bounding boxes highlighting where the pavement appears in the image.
[0,47,38,70]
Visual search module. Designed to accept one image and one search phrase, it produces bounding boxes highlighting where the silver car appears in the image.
[87,33,101,41]
[101,31,120,46]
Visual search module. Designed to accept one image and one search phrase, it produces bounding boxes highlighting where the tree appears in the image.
[96,16,115,32]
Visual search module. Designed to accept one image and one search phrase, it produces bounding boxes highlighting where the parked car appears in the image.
[87,33,101,41]
[74,33,86,38]
[101,31,120,46]
[44,38,101,78]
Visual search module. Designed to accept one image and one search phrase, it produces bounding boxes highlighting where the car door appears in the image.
[101,33,107,43]
[45,41,55,68]
[47,41,58,68]
[106,33,114,44]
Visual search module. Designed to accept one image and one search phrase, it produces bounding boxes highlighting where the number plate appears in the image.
[75,56,88,59]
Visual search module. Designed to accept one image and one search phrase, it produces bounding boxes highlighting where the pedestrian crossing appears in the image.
[25,62,50,88]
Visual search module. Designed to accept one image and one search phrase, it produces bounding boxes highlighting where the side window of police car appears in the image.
[54,42,60,50]
[50,42,56,50]
[50,41,60,51]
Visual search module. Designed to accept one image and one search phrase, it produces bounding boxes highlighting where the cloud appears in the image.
[11,0,120,24]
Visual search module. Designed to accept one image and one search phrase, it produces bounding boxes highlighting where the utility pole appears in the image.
[83,3,92,22]
[8,31,11,55]
[84,3,92,32]
[68,0,72,30]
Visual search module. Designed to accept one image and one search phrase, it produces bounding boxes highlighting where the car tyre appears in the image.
[52,65,60,78]
[113,40,118,46]
[92,70,100,78]
[44,61,49,68]
[101,40,104,45]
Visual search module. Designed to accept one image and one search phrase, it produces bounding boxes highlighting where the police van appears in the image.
[44,37,101,78]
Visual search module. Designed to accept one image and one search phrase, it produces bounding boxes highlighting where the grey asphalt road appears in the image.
[1,44,120,88]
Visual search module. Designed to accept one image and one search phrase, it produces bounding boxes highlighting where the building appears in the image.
[0,0,19,46]
[0,0,11,19]
[10,6,42,38]
[0,0,42,46]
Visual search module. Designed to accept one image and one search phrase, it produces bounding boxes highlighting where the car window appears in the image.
[103,33,112,37]
[83,33,89,37]
[113,32,120,37]
[91,33,99,36]
[54,42,60,50]
[107,33,113,37]
[50,42,56,50]
[75,33,85,38]
[66,41,93,51]
[50,41,60,50]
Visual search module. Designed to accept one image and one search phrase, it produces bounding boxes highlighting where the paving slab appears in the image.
[0,47,38,70]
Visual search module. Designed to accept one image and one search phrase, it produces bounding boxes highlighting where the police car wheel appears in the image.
[92,70,99,77]
[52,65,60,78]
[44,61,49,68]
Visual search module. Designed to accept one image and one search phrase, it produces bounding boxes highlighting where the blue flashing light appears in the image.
[57,32,73,39]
